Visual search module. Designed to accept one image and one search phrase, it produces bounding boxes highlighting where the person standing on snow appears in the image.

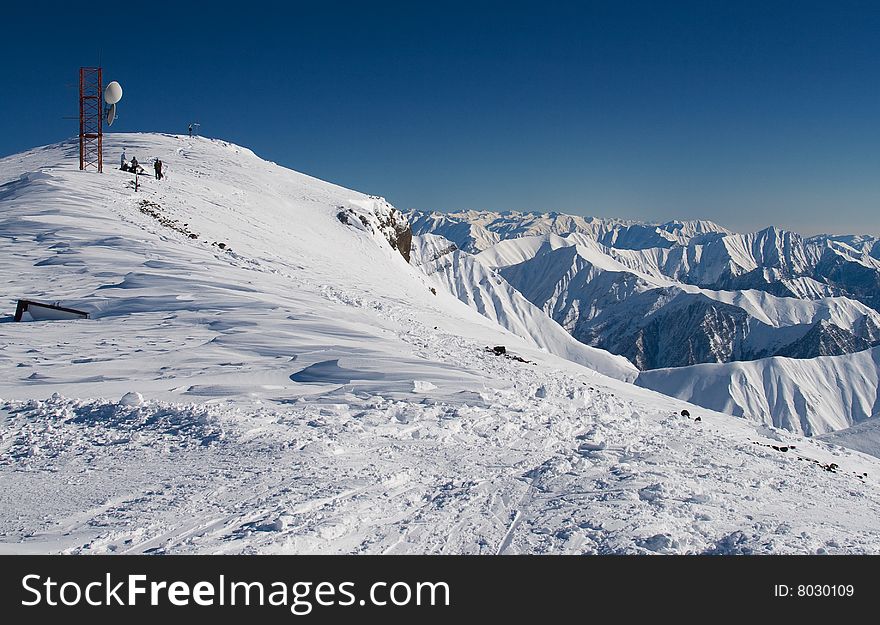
[154,159,163,180]
[120,150,127,170]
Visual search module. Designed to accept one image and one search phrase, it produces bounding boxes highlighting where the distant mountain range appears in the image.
[408,210,880,434]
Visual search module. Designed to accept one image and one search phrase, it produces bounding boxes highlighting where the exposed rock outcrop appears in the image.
[337,196,412,263]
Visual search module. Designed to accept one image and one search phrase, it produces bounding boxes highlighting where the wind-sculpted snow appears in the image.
[5,363,880,554]
[3,134,880,554]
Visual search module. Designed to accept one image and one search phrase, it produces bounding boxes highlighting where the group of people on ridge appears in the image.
[120,150,164,180]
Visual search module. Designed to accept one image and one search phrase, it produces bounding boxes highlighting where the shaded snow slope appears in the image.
[3,134,880,554]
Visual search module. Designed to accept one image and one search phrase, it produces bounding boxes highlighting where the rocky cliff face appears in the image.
[575,290,755,369]
[775,319,874,359]
[337,196,412,262]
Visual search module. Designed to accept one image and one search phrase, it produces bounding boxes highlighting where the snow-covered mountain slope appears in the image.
[636,347,880,436]
[410,234,638,381]
[408,210,731,254]
[0,134,549,404]
[809,234,880,262]
[475,234,880,369]
[606,226,880,308]
[4,134,880,554]
[412,212,880,434]
[414,210,880,311]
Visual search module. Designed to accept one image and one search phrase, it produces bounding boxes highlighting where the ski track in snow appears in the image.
[6,368,880,555]
[2,134,880,554]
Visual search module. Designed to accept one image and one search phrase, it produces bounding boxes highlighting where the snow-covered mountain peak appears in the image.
[407,209,734,254]
[411,206,880,434]
[4,133,880,555]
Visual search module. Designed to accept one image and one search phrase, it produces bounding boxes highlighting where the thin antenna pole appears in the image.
[79,68,85,170]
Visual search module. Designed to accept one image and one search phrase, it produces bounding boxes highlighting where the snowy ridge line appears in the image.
[3,133,880,554]
[407,209,733,254]
[412,212,880,434]
[409,234,639,381]
[636,346,880,435]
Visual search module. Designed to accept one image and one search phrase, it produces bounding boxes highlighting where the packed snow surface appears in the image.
[2,134,880,554]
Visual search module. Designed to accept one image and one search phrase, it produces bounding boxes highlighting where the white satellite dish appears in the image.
[104,81,123,105]
[106,103,117,126]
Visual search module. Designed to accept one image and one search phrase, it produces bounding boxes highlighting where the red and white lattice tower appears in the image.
[78,67,103,172]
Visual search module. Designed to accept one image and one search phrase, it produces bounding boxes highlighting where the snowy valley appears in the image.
[2,134,880,554]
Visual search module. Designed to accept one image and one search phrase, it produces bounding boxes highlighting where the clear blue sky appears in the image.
[3,1,879,235]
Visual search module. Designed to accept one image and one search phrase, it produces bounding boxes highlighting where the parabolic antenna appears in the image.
[106,103,117,126]
[104,81,123,105]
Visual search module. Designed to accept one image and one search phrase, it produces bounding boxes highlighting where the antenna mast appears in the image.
[78,67,103,172]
